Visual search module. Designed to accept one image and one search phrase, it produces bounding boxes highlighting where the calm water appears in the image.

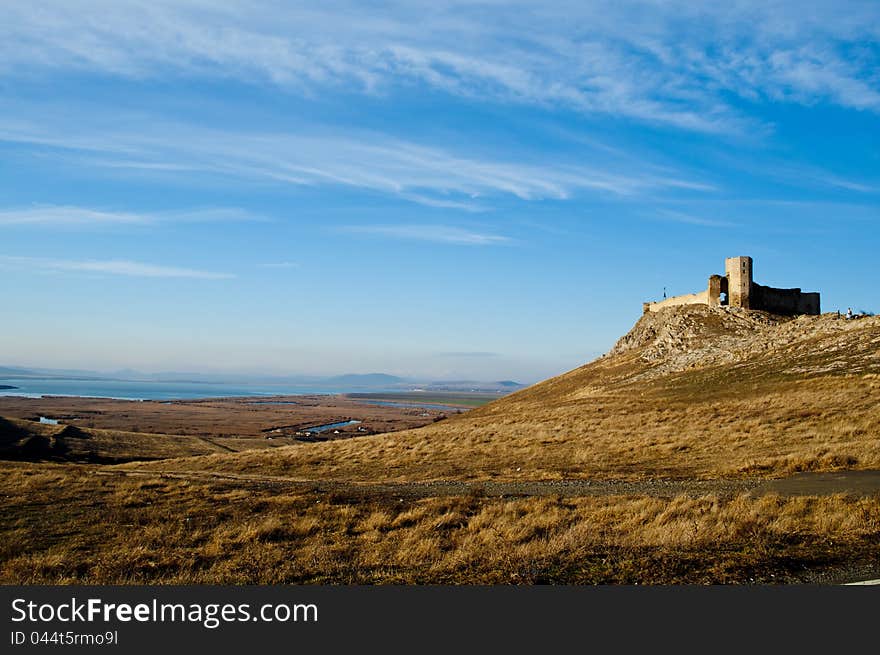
[304,420,362,433]
[0,377,401,401]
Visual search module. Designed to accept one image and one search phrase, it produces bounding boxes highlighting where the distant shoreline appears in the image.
[0,376,520,403]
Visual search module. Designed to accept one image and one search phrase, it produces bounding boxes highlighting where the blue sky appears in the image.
[1,1,878,383]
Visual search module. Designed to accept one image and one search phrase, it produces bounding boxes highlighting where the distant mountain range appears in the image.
[0,366,524,393]
[325,373,406,387]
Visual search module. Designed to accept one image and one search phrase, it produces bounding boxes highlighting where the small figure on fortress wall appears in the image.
[846,308,853,320]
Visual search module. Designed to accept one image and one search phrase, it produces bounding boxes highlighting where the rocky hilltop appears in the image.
[608,306,880,381]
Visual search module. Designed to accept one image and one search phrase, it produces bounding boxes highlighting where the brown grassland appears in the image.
[2,306,879,583]
[2,462,879,584]
[0,393,457,442]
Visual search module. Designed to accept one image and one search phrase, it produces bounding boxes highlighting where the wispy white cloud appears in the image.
[817,176,878,194]
[398,194,488,213]
[1,2,877,131]
[655,209,735,228]
[0,113,714,205]
[337,224,512,246]
[762,47,880,111]
[0,205,261,227]
[0,255,234,279]
[744,160,879,196]
[0,206,148,226]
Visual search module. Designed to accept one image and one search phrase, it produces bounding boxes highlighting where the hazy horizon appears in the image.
[2,1,878,382]
[0,363,531,385]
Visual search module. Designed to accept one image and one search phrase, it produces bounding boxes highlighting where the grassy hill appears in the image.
[126,306,880,482]
[4,306,880,585]
[0,416,229,462]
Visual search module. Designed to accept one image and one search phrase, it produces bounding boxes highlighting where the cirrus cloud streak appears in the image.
[0,255,234,279]
[1,2,878,132]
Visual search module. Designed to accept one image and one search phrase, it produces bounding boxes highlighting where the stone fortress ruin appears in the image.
[644,256,820,316]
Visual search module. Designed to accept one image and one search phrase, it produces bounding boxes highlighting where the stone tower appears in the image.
[725,256,752,309]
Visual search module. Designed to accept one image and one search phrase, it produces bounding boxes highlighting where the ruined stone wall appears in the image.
[644,274,725,313]
[707,275,725,307]
[751,284,820,315]
[644,289,712,313]
[800,292,821,315]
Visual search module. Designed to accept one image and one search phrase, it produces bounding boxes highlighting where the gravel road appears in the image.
[95,468,880,500]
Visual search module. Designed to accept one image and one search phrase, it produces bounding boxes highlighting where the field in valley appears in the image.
[2,307,879,584]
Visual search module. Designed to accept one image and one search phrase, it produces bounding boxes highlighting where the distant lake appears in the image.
[0,377,403,401]
[304,419,362,433]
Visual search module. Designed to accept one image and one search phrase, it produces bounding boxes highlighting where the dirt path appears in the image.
[752,470,880,496]
[95,468,880,499]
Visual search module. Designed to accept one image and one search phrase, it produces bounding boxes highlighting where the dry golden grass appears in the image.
[123,376,880,483]
[0,416,229,462]
[5,309,880,584]
[1,462,877,584]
